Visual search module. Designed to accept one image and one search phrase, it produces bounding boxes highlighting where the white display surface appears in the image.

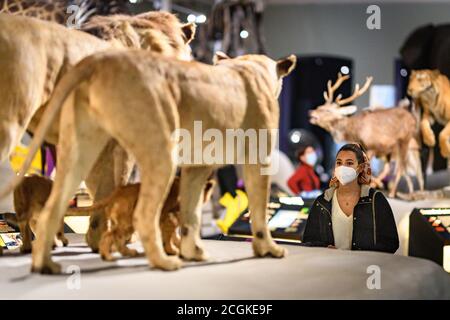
[0,234,448,299]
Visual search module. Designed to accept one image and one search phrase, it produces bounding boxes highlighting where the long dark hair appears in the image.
[337,143,367,165]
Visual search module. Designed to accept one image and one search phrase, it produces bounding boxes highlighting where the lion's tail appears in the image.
[65,193,114,216]
[0,55,99,200]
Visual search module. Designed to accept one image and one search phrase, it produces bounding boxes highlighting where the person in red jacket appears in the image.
[288,145,320,194]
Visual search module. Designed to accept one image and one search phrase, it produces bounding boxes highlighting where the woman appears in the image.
[302,143,399,253]
[287,145,320,194]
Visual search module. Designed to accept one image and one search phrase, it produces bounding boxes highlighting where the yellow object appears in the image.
[10,143,42,175]
[216,190,249,234]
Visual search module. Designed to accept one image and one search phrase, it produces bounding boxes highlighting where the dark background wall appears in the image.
[263,2,450,108]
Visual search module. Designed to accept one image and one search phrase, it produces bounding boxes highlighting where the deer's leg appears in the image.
[408,147,425,192]
[439,122,450,158]
[425,147,434,176]
[389,164,402,198]
[417,162,425,192]
[372,160,390,189]
[405,175,414,194]
[378,159,391,181]
[389,144,409,198]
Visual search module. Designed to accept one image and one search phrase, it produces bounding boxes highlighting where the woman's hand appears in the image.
[327,245,336,249]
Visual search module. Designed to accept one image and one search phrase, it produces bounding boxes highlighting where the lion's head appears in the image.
[407,69,440,98]
[213,52,297,98]
[82,11,196,61]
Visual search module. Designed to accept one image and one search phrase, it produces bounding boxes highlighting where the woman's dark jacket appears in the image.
[302,185,399,253]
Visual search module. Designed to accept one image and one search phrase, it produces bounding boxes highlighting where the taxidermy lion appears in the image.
[0,12,196,253]
[3,175,68,254]
[2,49,296,273]
[90,177,214,261]
[1,175,214,258]
[407,69,450,157]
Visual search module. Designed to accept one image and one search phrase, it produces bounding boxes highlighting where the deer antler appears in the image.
[323,72,350,103]
[336,76,373,106]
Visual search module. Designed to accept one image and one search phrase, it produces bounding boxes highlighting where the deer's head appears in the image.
[309,73,373,131]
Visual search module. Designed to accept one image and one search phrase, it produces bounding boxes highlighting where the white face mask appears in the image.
[334,165,357,185]
[304,152,317,166]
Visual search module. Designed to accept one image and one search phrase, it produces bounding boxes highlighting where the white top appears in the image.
[332,190,353,250]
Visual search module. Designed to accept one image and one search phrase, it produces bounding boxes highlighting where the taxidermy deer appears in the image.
[309,73,424,197]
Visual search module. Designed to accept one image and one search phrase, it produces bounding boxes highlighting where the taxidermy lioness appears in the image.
[6,50,296,274]
[4,175,68,254]
[0,12,196,253]
[86,176,215,261]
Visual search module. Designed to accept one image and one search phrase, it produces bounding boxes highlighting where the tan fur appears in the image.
[0,12,192,164]
[0,12,195,253]
[11,50,295,273]
[408,69,450,157]
[310,74,423,197]
[82,12,195,59]
[12,175,67,253]
[93,177,215,261]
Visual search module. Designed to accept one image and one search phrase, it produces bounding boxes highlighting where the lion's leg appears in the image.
[18,219,33,254]
[117,231,138,258]
[133,160,181,270]
[179,166,213,261]
[113,143,135,187]
[0,122,23,163]
[56,221,69,247]
[85,141,117,253]
[85,141,135,253]
[99,230,116,261]
[421,112,435,147]
[439,122,450,158]
[243,164,286,258]
[161,213,179,255]
[108,202,138,259]
[172,230,181,248]
[85,76,180,269]
[31,103,110,274]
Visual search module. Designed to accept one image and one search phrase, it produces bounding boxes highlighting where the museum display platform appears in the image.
[0,233,449,300]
